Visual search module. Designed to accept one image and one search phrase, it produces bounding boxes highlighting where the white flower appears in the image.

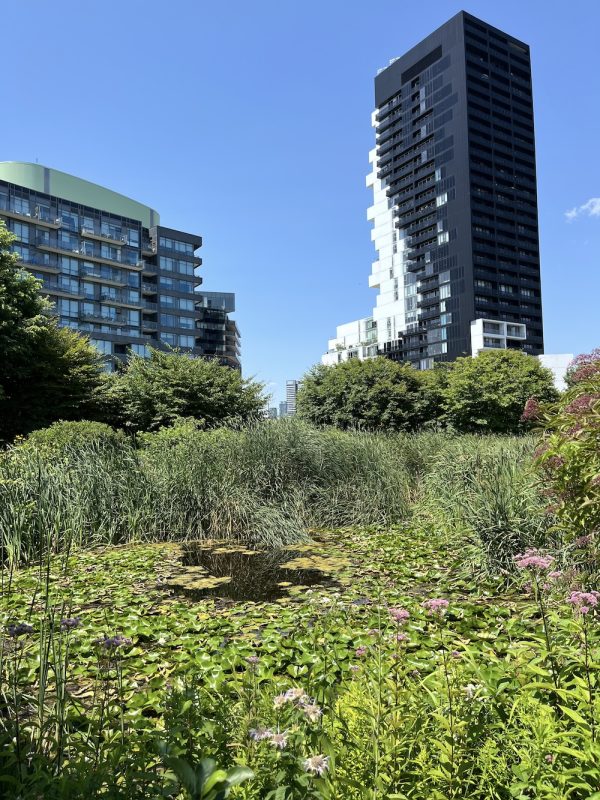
[304,754,329,775]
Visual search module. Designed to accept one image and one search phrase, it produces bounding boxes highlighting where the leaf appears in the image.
[559,705,590,727]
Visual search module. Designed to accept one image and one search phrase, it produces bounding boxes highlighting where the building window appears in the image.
[437,231,449,244]
[161,332,177,346]
[179,335,195,348]
[436,193,448,207]
[90,339,112,355]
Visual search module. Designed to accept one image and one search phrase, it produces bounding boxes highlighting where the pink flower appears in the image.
[564,395,599,415]
[395,632,409,643]
[545,753,554,764]
[521,397,540,422]
[389,607,410,624]
[548,571,563,580]
[514,549,555,571]
[422,598,449,616]
[567,591,600,615]
[355,645,367,658]
[574,534,592,549]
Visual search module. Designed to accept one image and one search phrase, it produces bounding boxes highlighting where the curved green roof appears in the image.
[0,162,159,228]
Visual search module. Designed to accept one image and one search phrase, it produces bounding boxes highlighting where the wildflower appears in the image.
[349,664,360,673]
[249,727,273,742]
[355,645,367,658]
[567,591,600,615]
[269,731,288,749]
[7,622,34,638]
[395,632,409,643]
[547,571,563,580]
[422,598,449,617]
[94,635,132,650]
[564,395,598,415]
[545,753,554,764]
[545,456,565,471]
[463,683,479,700]
[451,650,461,659]
[389,607,410,624]
[273,693,288,709]
[246,655,260,666]
[368,628,380,637]
[574,534,592,549]
[302,703,322,723]
[284,687,307,702]
[514,549,555,571]
[592,476,600,487]
[60,617,81,630]
[521,397,540,422]
[304,754,330,775]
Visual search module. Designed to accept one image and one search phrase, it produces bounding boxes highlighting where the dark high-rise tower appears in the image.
[324,11,544,369]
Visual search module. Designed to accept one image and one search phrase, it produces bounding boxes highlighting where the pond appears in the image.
[165,542,345,602]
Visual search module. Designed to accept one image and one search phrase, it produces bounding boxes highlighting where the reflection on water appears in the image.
[167,542,340,602]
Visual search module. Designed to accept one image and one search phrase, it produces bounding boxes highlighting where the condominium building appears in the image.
[323,11,543,368]
[285,380,300,417]
[0,162,240,370]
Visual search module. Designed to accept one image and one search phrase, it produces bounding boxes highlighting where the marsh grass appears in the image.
[0,420,553,571]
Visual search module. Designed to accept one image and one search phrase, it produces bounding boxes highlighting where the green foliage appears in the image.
[536,349,600,541]
[2,526,600,798]
[442,349,559,434]
[0,221,106,440]
[22,420,126,456]
[108,347,265,432]
[297,358,426,431]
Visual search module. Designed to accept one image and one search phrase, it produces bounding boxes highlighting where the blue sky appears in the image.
[3,0,599,403]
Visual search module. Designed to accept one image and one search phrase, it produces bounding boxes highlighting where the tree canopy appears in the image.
[109,347,265,432]
[0,222,106,440]
[297,358,426,431]
[442,349,559,433]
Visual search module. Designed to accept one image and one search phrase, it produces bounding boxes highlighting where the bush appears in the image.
[297,358,426,431]
[23,420,126,456]
[536,350,600,543]
[108,347,266,432]
[442,349,559,434]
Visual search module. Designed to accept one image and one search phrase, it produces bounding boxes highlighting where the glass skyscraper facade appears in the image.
[323,11,543,368]
[0,162,240,370]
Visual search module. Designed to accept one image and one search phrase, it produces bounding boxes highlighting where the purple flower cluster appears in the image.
[567,350,600,385]
[567,590,600,615]
[564,395,599,415]
[60,617,81,630]
[7,622,34,638]
[248,727,289,749]
[521,397,541,422]
[514,549,555,571]
[389,607,410,624]
[355,645,367,658]
[94,635,132,650]
[422,598,449,617]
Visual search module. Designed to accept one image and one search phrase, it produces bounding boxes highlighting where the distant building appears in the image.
[279,401,288,418]
[286,380,300,416]
[323,11,543,368]
[265,407,278,419]
[538,354,573,392]
[0,162,240,370]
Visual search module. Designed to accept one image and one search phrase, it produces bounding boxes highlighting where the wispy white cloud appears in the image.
[565,197,600,222]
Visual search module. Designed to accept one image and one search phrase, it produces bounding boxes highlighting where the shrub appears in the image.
[536,350,600,542]
[22,420,126,456]
[442,349,559,434]
[297,358,425,431]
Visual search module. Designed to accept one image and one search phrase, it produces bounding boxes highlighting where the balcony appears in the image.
[142,262,158,277]
[141,319,158,330]
[17,256,60,274]
[40,282,84,299]
[80,312,127,325]
[142,281,158,294]
[0,201,62,229]
[80,227,127,246]
[79,266,126,287]
[141,240,155,256]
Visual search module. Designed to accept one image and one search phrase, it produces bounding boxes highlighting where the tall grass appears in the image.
[0,419,552,570]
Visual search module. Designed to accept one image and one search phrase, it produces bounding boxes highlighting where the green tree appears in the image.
[0,221,106,440]
[442,349,558,434]
[111,347,265,431]
[297,357,425,431]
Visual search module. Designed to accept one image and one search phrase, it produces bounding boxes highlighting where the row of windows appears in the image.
[159,295,195,311]
[159,255,195,276]
[159,236,195,255]
[161,333,196,348]
[159,313,195,329]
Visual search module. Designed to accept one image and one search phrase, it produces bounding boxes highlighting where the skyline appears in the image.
[2,0,599,402]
